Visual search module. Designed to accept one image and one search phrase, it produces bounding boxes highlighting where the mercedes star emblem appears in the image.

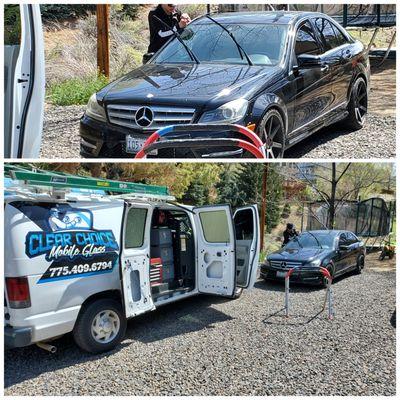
[281,262,287,268]
[135,106,154,127]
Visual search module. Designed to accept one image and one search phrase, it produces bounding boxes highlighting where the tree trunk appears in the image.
[328,163,336,229]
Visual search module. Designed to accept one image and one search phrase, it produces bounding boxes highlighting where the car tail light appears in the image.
[5,277,31,308]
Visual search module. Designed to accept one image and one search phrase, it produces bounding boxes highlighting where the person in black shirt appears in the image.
[147,4,191,54]
[282,223,299,246]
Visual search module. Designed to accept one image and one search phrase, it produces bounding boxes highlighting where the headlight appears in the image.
[85,93,107,122]
[198,98,249,124]
[308,259,321,268]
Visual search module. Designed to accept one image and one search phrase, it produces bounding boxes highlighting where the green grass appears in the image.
[47,74,109,106]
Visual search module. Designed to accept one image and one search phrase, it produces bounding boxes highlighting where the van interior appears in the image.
[149,207,196,302]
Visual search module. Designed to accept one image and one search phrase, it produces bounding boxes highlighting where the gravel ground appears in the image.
[286,114,396,159]
[4,257,395,396]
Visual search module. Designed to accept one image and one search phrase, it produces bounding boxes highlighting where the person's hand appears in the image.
[179,13,191,28]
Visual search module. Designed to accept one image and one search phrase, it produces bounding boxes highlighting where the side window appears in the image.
[346,232,358,244]
[4,5,21,46]
[199,210,230,243]
[331,23,349,47]
[234,209,254,240]
[314,18,341,51]
[125,208,148,248]
[339,233,347,246]
[295,21,321,56]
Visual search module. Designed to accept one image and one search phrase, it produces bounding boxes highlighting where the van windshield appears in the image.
[153,22,288,66]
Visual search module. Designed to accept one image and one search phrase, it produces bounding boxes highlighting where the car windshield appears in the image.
[285,232,335,249]
[153,22,288,66]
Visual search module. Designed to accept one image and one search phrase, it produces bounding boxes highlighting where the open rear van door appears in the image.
[233,205,260,289]
[193,205,236,296]
[121,203,155,318]
[5,4,45,158]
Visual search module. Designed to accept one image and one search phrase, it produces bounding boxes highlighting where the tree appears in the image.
[217,163,284,233]
[296,162,393,229]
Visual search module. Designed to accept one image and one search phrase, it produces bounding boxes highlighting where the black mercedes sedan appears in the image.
[80,12,370,158]
[260,230,366,287]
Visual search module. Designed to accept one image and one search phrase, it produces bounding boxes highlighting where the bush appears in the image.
[4,5,21,45]
[48,75,108,106]
[40,5,96,21]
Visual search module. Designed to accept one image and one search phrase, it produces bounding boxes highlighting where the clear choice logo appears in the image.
[26,230,119,262]
[25,230,120,283]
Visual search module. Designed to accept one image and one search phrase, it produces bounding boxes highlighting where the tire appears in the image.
[257,108,285,158]
[355,255,365,274]
[73,298,127,354]
[343,77,368,130]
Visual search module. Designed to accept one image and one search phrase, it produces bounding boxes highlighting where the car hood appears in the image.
[98,63,282,108]
[267,248,333,263]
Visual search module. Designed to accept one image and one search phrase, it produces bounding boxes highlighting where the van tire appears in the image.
[73,298,126,354]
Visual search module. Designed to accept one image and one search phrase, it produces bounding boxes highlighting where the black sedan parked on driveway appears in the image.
[80,11,370,158]
[260,230,366,287]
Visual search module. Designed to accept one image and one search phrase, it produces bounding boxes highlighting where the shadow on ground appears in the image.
[4,294,232,388]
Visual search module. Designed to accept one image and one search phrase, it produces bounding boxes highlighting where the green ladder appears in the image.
[4,164,174,199]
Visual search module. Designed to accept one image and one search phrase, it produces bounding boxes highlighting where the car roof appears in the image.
[195,11,325,25]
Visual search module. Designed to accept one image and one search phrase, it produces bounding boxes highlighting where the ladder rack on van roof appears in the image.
[4,164,176,201]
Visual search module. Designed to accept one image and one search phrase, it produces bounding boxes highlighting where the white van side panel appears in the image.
[5,200,124,340]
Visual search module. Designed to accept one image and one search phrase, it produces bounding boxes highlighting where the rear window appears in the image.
[199,210,230,243]
[125,208,147,248]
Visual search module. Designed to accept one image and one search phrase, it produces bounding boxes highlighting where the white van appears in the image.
[4,172,260,353]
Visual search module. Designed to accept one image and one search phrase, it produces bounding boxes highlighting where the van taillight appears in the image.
[5,277,31,308]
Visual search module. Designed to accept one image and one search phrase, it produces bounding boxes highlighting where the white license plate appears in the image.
[276,271,286,278]
[125,135,157,155]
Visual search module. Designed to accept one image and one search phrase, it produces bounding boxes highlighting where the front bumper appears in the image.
[4,325,32,348]
[260,264,324,285]
[80,114,257,158]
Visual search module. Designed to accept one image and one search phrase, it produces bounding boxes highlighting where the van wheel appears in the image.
[73,299,126,354]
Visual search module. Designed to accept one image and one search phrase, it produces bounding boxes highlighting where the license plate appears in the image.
[276,271,286,278]
[125,135,157,155]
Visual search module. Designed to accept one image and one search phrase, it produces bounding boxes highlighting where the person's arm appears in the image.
[149,12,176,39]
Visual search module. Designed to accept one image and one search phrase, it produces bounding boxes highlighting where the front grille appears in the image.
[107,104,196,131]
[270,261,303,270]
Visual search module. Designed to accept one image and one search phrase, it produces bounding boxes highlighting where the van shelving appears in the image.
[4,165,260,353]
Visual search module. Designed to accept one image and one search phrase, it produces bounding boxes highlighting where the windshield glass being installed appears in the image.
[153,22,288,65]
[285,232,335,249]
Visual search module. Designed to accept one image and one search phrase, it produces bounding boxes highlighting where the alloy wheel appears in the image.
[354,81,368,124]
[262,113,284,158]
[91,310,121,344]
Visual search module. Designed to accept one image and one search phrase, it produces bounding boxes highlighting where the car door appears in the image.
[120,203,156,318]
[336,232,352,274]
[289,19,333,136]
[313,17,353,110]
[233,205,260,289]
[346,232,360,268]
[193,205,236,297]
[5,4,45,158]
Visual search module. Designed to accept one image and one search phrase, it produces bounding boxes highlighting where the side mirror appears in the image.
[296,53,322,69]
[142,53,155,65]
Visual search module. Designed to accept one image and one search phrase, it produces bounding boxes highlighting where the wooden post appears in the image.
[96,4,110,78]
[260,163,268,252]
